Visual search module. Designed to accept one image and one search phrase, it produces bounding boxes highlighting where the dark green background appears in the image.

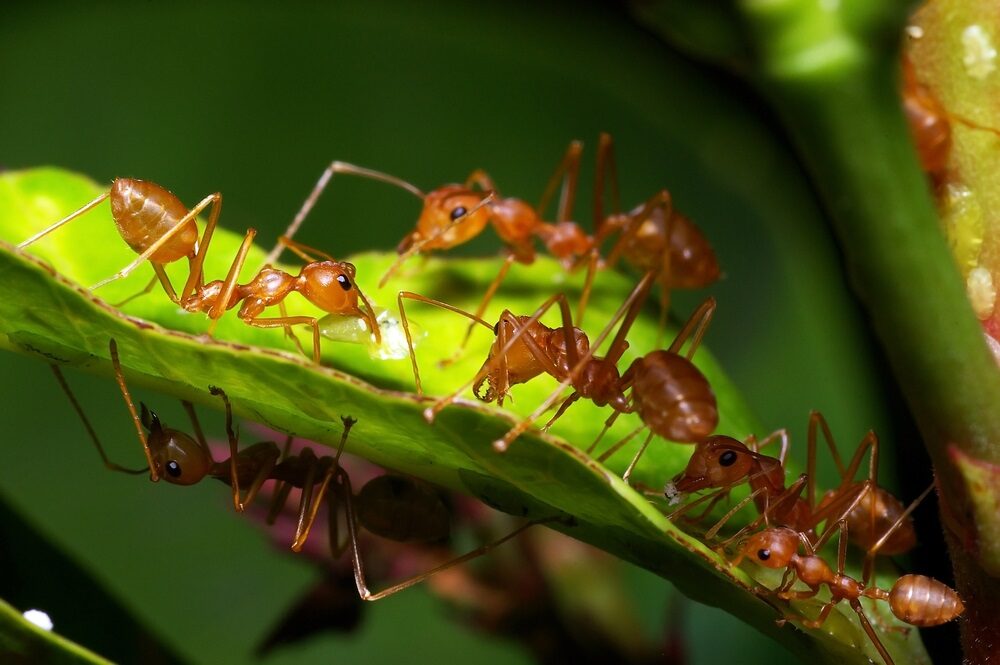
[0,1,932,663]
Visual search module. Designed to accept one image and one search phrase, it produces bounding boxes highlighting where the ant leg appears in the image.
[586,410,622,455]
[275,235,336,264]
[378,192,496,288]
[17,191,111,249]
[752,428,790,465]
[342,470,550,601]
[397,291,493,397]
[622,431,656,483]
[278,301,308,359]
[91,193,220,292]
[266,436,295,525]
[668,296,717,359]
[290,452,336,552]
[244,314,322,363]
[541,392,581,431]
[575,246,600,325]
[702,487,769,542]
[112,273,159,308]
[208,386,248,511]
[264,161,425,268]
[592,132,622,234]
[108,339,159,480]
[595,425,647,463]
[862,483,934,584]
[536,140,583,223]
[204,228,258,334]
[849,599,896,665]
[444,252,518,365]
[180,193,224,301]
[50,365,147,474]
[464,169,497,192]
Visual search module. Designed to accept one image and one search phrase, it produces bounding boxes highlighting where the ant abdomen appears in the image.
[626,351,717,441]
[664,211,721,289]
[356,475,450,543]
[887,574,965,627]
[820,486,916,555]
[110,178,198,263]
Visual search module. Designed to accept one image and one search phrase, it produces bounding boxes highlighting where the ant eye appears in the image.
[336,274,352,291]
[719,450,738,467]
[757,548,770,561]
[450,206,468,221]
[166,460,182,478]
[492,322,500,335]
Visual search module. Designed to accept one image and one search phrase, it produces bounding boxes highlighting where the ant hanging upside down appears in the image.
[51,339,550,601]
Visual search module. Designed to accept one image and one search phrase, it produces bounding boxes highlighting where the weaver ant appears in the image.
[667,412,916,567]
[264,146,601,358]
[399,272,718,476]
[17,177,383,362]
[589,133,721,343]
[180,233,382,363]
[733,484,962,665]
[51,339,546,601]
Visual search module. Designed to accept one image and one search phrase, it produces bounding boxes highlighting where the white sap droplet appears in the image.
[906,25,925,40]
[967,267,996,320]
[22,609,53,631]
[962,25,997,80]
[319,308,422,361]
[663,482,682,506]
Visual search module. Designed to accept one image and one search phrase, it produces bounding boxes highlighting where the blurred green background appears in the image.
[0,1,940,663]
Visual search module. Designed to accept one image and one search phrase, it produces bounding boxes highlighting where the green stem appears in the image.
[734,0,1000,660]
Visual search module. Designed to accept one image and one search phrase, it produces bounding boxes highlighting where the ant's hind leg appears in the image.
[50,365,147,475]
[18,191,111,249]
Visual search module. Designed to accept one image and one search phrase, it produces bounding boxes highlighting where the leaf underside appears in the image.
[0,168,928,665]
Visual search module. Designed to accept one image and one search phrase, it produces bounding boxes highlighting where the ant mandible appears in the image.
[51,339,549,601]
[733,484,962,665]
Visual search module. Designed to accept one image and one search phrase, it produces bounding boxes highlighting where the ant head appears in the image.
[356,475,450,542]
[299,261,362,315]
[474,317,549,404]
[139,403,213,485]
[738,527,799,569]
[413,185,491,251]
[671,435,755,493]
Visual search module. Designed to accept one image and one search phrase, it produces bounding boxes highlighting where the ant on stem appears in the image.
[51,339,549,601]
[667,413,916,567]
[732,484,962,665]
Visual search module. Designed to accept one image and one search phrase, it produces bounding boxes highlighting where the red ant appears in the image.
[732,484,963,665]
[589,133,721,343]
[398,273,718,477]
[51,339,547,601]
[17,177,385,363]
[668,413,916,570]
[263,146,601,357]
[180,232,383,363]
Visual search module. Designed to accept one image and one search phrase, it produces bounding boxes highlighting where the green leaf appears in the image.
[0,167,927,664]
[0,597,111,665]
